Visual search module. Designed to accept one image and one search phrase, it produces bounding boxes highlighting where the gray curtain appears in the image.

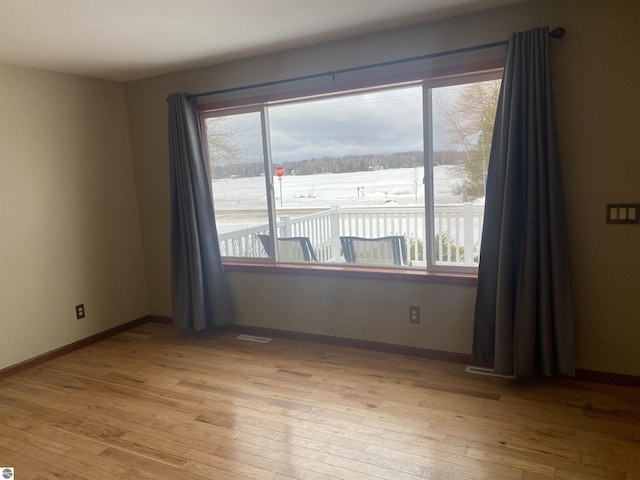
[472,28,575,377]
[168,93,232,331]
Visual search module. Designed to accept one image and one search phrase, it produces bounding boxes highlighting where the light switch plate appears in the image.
[607,203,640,224]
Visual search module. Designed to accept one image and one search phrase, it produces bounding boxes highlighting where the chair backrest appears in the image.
[340,236,409,266]
[258,235,318,262]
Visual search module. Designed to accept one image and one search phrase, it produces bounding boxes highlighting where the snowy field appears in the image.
[213,165,464,208]
[212,165,470,233]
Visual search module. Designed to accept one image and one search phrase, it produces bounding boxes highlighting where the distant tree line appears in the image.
[210,150,466,179]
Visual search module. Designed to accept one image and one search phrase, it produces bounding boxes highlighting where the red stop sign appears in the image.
[275,165,285,177]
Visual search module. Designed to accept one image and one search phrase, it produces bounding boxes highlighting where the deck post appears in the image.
[463,203,474,264]
[330,207,341,260]
[280,216,292,237]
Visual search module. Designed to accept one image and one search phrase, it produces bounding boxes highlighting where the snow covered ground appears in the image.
[212,165,471,233]
[212,165,464,211]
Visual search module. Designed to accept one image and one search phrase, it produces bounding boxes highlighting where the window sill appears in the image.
[223,261,477,286]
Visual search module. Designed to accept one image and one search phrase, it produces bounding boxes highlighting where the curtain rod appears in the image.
[189,27,565,100]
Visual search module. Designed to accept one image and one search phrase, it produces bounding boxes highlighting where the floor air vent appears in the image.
[237,334,272,343]
[465,366,517,379]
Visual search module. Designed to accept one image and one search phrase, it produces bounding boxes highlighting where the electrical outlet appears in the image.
[75,304,85,319]
[409,306,420,324]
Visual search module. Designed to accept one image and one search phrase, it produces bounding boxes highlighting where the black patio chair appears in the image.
[258,235,318,262]
[340,235,409,266]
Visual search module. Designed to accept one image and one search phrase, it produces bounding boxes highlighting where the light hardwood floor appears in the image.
[0,322,638,480]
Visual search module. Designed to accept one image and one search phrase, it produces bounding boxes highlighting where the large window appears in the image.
[202,72,501,272]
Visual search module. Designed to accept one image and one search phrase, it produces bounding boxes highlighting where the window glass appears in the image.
[267,86,423,265]
[202,74,501,270]
[204,110,272,258]
[429,79,500,268]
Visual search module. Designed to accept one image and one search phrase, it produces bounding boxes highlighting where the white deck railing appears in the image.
[218,204,484,265]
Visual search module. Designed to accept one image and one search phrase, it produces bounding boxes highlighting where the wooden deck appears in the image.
[0,322,638,479]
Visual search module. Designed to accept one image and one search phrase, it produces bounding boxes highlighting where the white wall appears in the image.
[0,64,149,370]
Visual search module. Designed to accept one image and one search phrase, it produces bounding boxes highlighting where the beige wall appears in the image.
[124,0,636,377]
[1,0,636,378]
[125,0,640,375]
[228,273,477,355]
[0,65,148,370]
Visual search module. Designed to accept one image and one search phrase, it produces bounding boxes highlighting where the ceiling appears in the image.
[0,0,524,82]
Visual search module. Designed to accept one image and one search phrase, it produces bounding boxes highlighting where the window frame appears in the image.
[200,65,503,278]
[422,71,503,274]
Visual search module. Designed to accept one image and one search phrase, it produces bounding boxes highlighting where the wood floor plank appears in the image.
[1,322,638,480]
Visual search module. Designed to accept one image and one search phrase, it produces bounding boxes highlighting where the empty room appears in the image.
[1,0,638,478]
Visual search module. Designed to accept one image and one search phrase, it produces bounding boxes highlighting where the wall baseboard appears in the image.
[574,368,640,388]
[0,316,151,380]
[1,315,638,387]
[146,315,173,324]
[224,325,640,387]
[225,324,472,365]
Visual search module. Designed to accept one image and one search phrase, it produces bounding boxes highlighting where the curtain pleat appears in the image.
[472,28,575,377]
[168,93,232,331]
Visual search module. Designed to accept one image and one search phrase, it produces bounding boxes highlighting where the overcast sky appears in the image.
[269,86,424,163]
[206,84,463,167]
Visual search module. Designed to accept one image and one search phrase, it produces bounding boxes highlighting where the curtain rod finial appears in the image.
[550,27,566,39]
